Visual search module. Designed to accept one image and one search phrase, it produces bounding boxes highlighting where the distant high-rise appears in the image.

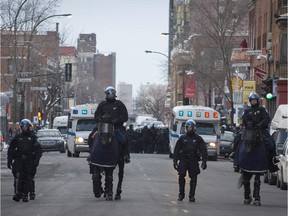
[76,33,116,104]
[117,82,133,115]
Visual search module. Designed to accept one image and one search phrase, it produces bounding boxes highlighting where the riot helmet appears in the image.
[248,92,260,107]
[20,119,33,133]
[185,119,196,134]
[104,86,116,100]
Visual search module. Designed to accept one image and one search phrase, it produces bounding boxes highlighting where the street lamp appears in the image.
[11,13,72,126]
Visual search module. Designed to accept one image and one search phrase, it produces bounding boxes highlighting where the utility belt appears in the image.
[181,152,200,159]
[16,153,34,160]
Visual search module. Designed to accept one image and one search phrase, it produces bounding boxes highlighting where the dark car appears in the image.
[220,131,235,158]
[36,129,66,153]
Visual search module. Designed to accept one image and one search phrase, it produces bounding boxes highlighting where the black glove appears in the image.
[7,160,12,169]
[33,160,39,167]
[234,166,240,172]
[124,155,130,164]
[173,160,179,170]
[201,162,207,170]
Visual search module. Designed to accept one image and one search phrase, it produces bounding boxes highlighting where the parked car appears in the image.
[36,129,66,153]
[219,131,234,158]
[265,128,288,185]
[276,137,288,190]
[0,131,4,152]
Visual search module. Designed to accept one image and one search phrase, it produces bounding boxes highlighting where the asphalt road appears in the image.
[1,150,287,216]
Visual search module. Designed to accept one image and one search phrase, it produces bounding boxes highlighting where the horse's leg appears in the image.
[252,174,261,206]
[104,167,114,201]
[115,159,125,200]
[242,171,253,205]
[92,165,103,198]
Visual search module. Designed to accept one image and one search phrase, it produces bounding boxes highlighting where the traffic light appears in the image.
[37,112,42,121]
[65,63,72,82]
[261,78,273,100]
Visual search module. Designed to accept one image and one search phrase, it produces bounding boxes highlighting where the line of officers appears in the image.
[126,123,170,154]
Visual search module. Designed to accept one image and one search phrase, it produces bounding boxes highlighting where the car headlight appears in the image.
[75,137,84,143]
[209,142,216,148]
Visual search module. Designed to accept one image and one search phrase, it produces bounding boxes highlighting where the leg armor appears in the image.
[242,172,252,205]
[253,175,261,206]
[13,172,23,202]
[92,166,103,198]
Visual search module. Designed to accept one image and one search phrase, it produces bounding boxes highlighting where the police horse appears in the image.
[234,123,278,206]
[89,123,120,201]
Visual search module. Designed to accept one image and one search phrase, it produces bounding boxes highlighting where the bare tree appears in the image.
[188,0,249,124]
[135,84,167,121]
[1,0,64,124]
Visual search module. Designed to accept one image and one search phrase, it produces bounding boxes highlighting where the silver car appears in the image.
[36,129,66,153]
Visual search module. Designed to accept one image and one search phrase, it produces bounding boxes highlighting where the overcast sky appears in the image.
[57,0,169,97]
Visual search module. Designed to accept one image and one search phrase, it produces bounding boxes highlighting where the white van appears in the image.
[169,105,221,161]
[270,104,288,134]
[67,104,97,157]
[52,115,68,139]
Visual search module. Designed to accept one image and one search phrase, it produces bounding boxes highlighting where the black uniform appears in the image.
[7,130,42,202]
[173,132,208,202]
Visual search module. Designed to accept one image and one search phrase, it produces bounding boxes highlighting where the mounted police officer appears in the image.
[234,92,277,206]
[173,119,208,202]
[91,86,129,200]
[7,119,42,202]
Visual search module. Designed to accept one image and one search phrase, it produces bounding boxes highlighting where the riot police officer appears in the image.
[7,119,42,202]
[173,119,208,202]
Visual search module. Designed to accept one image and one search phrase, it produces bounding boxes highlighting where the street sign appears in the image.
[31,87,47,91]
[17,78,31,82]
[33,116,39,124]
[246,50,262,55]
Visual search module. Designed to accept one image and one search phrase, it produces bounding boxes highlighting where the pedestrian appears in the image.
[7,119,42,202]
[173,119,208,202]
[91,86,130,200]
[234,92,278,206]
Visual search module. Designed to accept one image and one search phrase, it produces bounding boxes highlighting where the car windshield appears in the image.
[37,130,61,137]
[57,127,68,134]
[221,132,235,141]
[76,119,96,131]
[275,130,288,144]
[180,122,216,135]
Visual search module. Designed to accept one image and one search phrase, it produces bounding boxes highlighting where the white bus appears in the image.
[67,104,97,157]
[169,105,221,161]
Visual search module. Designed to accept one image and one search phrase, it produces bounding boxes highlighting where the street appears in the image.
[1,150,287,216]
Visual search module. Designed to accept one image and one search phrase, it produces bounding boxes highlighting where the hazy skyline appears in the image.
[57,0,169,97]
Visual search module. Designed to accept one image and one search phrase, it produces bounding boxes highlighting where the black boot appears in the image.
[29,178,36,200]
[243,180,252,205]
[253,180,261,206]
[13,179,22,202]
[178,174,185,201]
[189,176,197,202]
